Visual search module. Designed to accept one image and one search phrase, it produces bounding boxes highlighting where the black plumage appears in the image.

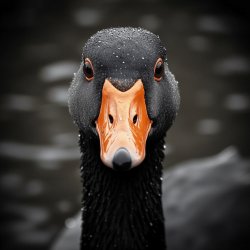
[68,27,180,250]
[79,131,166,250]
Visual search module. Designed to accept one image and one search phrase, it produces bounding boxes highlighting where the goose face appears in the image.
[69,27,180,170]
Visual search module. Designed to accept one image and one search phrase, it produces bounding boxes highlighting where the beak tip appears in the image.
[112,148,132,171]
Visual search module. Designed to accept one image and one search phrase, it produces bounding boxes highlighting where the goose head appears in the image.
[69,27,180,170]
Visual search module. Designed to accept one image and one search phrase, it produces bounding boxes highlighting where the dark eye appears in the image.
[154,58,164,81]
[83,58,94,81]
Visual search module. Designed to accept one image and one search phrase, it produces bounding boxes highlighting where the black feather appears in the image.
[79,131,167,250]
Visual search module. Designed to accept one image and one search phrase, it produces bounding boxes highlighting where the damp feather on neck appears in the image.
[79,131,166,250]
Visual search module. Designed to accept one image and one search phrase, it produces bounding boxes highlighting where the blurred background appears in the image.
[0,0,249,249]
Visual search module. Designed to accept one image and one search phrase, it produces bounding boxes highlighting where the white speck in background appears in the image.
[1,94,38,112]
[65,217,77,229]
[0,142,79,163]
[188,35,210,52]
[57,200,73,213]
[25,180,45,196]
[196,119,222,135]
[73,8,102,27]
[0,173,23,190]
[47,86,69,106]
[40,61,78,83]
[138,14,161,31]
[224,94,249,111]
[197,15,229,33]
[214,56,250,75]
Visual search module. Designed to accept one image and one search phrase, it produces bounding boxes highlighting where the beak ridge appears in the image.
[96,79,152,169]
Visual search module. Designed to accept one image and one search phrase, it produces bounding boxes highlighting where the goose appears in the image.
[51,27,250,250]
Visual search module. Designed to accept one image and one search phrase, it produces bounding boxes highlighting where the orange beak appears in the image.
[96,79,152,170]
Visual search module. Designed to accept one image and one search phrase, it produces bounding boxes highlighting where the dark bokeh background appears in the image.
[0,0,249,249]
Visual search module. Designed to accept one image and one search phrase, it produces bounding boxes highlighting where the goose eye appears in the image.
[83,58,94,81]
[154,58,164,81]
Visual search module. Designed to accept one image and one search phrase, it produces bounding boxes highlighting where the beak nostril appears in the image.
[133,114,138,124]
[108,114,114,124]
